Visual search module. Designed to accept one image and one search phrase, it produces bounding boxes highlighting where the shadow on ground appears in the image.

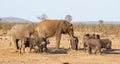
[45,47,69,54]
[102,49,120,54]
[78,48,120,55]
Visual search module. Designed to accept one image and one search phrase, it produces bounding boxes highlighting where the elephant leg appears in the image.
[55,34,61,51]
[12,37,19,52]
[16,39,19,49]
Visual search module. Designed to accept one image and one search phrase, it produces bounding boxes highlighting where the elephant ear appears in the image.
[60,20,72,34]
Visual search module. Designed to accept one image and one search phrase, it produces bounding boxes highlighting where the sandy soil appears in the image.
[0,32,120,64]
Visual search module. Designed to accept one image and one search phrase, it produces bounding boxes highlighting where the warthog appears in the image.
[83,33,100,51]
[83,33,112,54]
[83,34,102,54]
[36,37,50,52]
[82,34,90,51]
[85,38,102,54]
[18,37,37,53]
[89,34,112,50]
[101,39,112,50]
[18,37,49,53]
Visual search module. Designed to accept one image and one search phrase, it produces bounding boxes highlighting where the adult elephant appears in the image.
[35,19,76,51]
[9,24,34,52]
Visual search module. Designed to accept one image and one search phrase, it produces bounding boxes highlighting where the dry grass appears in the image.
[0,22,120,35]
[73,23,120,37]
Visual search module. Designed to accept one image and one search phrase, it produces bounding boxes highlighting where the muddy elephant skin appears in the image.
[35,19,75,50]
[10,24,34,51]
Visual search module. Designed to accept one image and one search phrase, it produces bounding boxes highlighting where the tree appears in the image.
[37,14,48,20]
[99,20,104,24]
[0,18,1,21]
[65,15,72,22]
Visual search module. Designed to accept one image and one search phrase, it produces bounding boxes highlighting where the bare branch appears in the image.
[37,14,48,20]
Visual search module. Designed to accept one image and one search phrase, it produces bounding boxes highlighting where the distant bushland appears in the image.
[0,21,119,37]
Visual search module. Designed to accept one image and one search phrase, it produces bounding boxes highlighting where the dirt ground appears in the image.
[0,32,120,64]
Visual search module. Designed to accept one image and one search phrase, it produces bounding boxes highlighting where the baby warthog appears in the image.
[18,37,38,53]
[83,34,90,51]
[18,37,49,53]
[36,37,50,52]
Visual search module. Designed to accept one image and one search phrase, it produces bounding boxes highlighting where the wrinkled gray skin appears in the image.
[10,24,34,51]
[35,19,75,51]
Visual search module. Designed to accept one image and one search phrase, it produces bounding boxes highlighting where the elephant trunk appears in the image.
[68,26,78,50]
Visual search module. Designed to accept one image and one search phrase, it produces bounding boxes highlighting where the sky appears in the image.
[0,0,120,22]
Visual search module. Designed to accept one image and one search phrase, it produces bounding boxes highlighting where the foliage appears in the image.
[37,14,48,20]
[65,15,72,22]
[98,20,104,24]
